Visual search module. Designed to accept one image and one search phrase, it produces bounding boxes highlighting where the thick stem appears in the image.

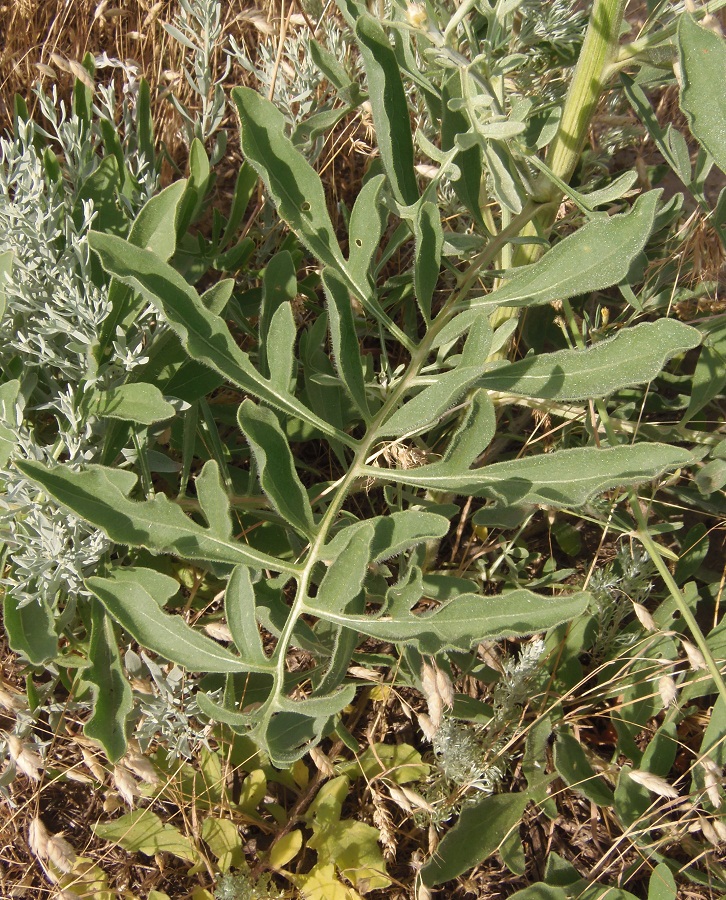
[490,0,628,334]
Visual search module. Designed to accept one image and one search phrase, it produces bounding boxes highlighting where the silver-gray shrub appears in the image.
[0,65,158,617]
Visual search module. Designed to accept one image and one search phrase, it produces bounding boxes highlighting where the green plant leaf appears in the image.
[237,400,315,540]
[295,863,361,900]
[379,365,484,438]
[87,574,262,673]
[200,818,245,872]
[439,390,496,468]
[90,383,176,425]
[362,443,693,507]
[232,87,346,271]
[94,180,187,362]
[87,232,352,446]
[479,320,700,400]
[84,600,133,762]
[413,200,443,322]
[94,809,200,863]
[224,566,270,668]
[195,460,233,540]
[322,510,450,564]
[442,71,486,228]
[354,14,418,207]
[678,14,726,175]
[322,268,370,419]
[16,460,295,572]
[3,594,57,665]
[421,791,531,885]
[315,523,374,613]
[554,730,615,807]
[259,250,297,380]
[307,586,589,654]
[648,863,677,900]
[468,192,659,309]
[268,829,303,870]
[305,775,391,890]
[347,174,387,288]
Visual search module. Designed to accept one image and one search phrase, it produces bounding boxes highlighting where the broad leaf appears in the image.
[87,574,267,673]
[554,730,615,807]
[440,390,496,468]
[94,810,200,863]
[362,443,693,507]
[479,319,700,400]
[354,14,418,206]
[90,383,175,425]
[0,249,13,319]
[315,523,374,613]
[421,791,531,885]
[322,268,370,419]
[88,232,352,445]
[237,400,315,540]
[468,192,659,309]
[678,14,726,175]
[224,565,270,668]
[3,594,57,664]
[84,600,133,762]
[232,87,346,271]
[306,587,589,654]
[16,460,296,572]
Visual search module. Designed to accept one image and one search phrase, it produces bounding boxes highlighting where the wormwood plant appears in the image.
[4,0,726,891]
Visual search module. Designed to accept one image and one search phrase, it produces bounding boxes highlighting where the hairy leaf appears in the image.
[479,320,700,400]
[84,601,133,762]
[87,575,268,673]
[421,791,531,885]
[307,587,589,654]
[88,232,351,445]
[237,400,315,540]
[17,460,296,572]
[678,14,726,175]
[354,14,418,206]
[323,268,370,419]
[90,383,176,425]
[468,192,659,309]
[232,87,346,271]
[362,443,692,507]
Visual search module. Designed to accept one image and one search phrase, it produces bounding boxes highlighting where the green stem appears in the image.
[544,0,628,193]
[632,499,726,705]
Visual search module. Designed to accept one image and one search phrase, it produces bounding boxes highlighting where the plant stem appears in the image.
[631,498,726,705]
[490,0,629,336]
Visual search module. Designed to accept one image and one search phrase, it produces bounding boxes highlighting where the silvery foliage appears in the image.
[165,0,229,154]
[126,650,213,761]
[228,16,353,137]
[0,60,158,614]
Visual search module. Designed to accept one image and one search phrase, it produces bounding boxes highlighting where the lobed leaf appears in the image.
[88,232,352,445]
[362,443,693,508]
[237,400,315,540]
[87,574,268,673]
[478,319,701,401]
[232,87,346,271]
[307,587,589,654]
[468,191,660,309]
[16,460,296,572]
